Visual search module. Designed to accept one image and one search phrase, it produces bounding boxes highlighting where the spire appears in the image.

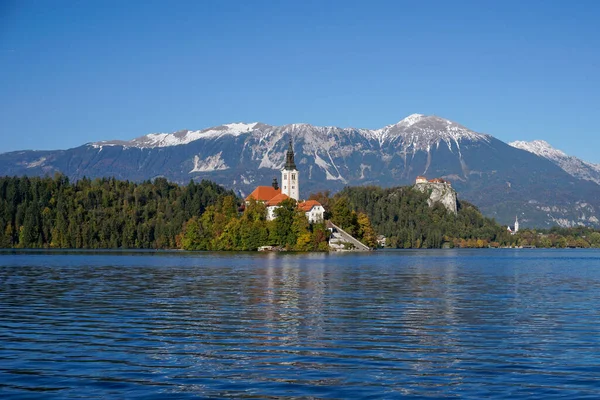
[284,138,297,170]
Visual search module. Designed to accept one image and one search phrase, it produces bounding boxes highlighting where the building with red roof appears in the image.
[264,193,291,220]
[245,186,281,203]
[415,176,451,186]
[298,200,325,223]
[266,193,290,206]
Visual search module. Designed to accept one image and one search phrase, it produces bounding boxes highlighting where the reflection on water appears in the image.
[1,249,600,398]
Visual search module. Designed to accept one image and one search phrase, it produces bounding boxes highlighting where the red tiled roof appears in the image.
[416,176,427,179]
[245,186,281,202]
[298,200,322,212]
[266,193,290,206]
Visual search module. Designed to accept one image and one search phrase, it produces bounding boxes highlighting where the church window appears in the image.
[292,186,295,189]
[292,173,296,180]
[284,174,287,180]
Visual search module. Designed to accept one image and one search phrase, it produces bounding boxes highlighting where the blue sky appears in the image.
[1,0,599,162]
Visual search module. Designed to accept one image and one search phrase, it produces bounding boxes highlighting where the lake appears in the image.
[1,249,600,399]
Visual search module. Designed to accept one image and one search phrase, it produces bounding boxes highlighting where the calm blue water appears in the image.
[1,249,600,399]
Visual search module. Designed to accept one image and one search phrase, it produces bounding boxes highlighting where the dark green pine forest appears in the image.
[0,175,598,250]
[0,175,233,249]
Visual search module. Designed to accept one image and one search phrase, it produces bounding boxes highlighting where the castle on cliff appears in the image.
[415,176,452,186]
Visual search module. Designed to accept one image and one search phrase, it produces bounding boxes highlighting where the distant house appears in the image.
[298,200,325,223]
[415,176,428,184]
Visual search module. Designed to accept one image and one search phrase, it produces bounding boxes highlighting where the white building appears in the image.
[281,139,299,201]
[298,200,325,223]
[507,215,520,234]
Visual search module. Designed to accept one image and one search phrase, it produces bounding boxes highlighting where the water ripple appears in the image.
[1,249,600,398]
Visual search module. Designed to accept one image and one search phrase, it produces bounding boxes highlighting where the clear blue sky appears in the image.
[1,0,599,162]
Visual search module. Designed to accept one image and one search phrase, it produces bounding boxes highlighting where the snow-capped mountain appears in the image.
[94,122,261,148]
[93,114,490,153]
[1,114,599,228]
[364,114,490,150]
[509,140,600,185]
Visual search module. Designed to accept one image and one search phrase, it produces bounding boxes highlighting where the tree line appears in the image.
[1,175,598,250]
[510,226,600,248]
[0,175,233,249]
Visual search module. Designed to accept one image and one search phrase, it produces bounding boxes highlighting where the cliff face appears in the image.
[414,183,458,214]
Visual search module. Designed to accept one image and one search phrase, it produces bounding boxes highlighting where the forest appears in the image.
[313,186,600,249]
[0,175,598,250]
[0,175,233,249]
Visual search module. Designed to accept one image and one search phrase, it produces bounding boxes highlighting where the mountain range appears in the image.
[1,114,599,228]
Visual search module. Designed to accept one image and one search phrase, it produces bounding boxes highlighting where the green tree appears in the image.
[272,199,299,247]
[331,197,355,232]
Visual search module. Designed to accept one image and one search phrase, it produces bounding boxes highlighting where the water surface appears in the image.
[1,249,600,398]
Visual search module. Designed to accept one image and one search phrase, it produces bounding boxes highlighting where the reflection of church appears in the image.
[507,216,519,235]
[245,139,324,222]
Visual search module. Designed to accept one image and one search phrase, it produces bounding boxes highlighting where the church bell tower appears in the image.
[281,139,299,201]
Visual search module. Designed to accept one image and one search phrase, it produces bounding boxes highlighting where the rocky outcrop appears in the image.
[414,183,458,214]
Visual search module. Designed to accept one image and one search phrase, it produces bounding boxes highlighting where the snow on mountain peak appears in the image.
[370,114,489,152]
[510,140,600,185]
[509,140,568,159]
[221,122,259,134]
[94,122,259,148]
[398,113,425,127]
[92,115,491,152]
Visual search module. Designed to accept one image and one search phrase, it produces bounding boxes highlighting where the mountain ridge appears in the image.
[91,114,491,153]
[509,140,600,185]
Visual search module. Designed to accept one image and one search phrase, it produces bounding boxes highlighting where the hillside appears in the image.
[332,185,510,248]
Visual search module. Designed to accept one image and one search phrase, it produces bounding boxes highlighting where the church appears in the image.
[507,216,519,235]
[245,139,325,223]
